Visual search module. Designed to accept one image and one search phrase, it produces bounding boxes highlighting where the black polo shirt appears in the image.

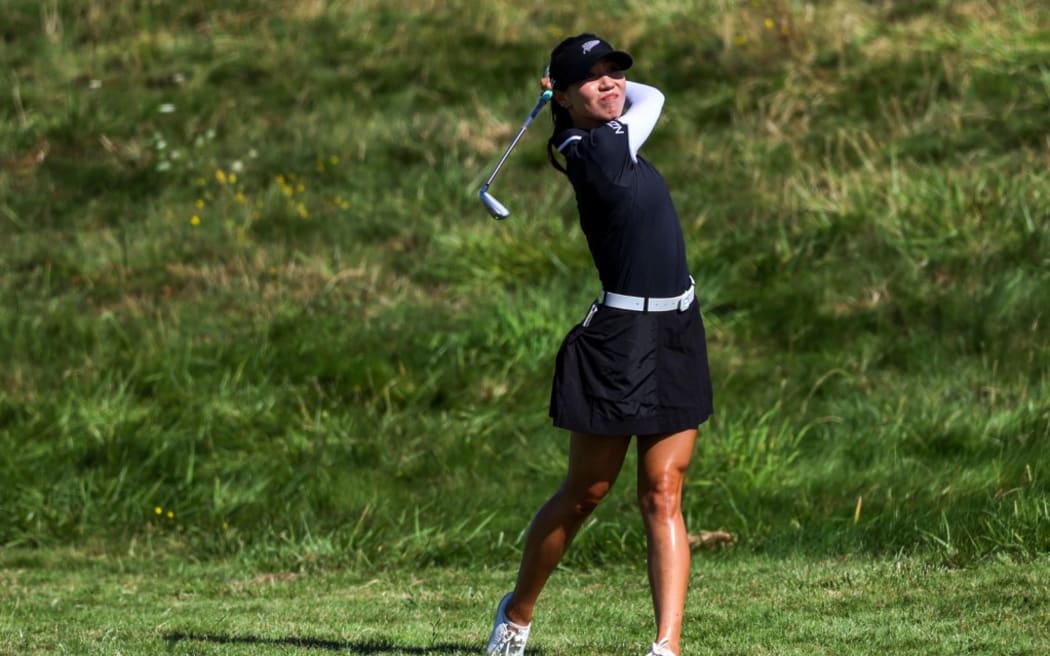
[556,120,690,298]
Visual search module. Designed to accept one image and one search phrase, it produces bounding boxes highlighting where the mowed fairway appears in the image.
[1,1,1049,654]
[2,550,1048,655]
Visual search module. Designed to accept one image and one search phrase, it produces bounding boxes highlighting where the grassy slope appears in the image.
[0,0,1048,569]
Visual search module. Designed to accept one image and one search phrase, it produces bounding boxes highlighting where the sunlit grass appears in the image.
[2,550,1049,655]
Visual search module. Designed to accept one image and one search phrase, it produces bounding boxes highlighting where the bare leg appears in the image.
[637,428,698,656]
[503,431,631,626]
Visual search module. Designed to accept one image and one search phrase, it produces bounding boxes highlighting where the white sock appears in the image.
[504,616,530,632]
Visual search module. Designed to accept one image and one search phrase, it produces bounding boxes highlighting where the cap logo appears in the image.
[581,39,601,54]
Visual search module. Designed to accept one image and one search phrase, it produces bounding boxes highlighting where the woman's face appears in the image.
[557,59,626,129]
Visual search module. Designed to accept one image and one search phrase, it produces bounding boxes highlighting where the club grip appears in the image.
[524,90,554,125]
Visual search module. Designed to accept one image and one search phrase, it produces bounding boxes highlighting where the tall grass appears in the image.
[1,0,1048,569]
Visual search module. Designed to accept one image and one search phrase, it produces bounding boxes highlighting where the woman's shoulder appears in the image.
[552,127,589,157]
[554,122,629,160]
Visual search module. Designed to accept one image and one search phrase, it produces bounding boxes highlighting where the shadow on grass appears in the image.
[163,631,494,654]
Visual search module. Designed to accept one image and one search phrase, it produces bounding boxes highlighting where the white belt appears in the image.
[601,278,695,312]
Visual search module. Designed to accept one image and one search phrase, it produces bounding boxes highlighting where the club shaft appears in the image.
[482,93,551,189]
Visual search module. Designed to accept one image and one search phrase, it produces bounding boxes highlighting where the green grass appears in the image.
[2,549,1048,655]
[1,0,1048,586]
[3,2,1050,652]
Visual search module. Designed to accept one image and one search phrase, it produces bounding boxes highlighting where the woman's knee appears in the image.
[559,480,613,518]
[637,476,683,520]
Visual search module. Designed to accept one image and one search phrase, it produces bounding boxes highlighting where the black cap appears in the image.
[548,34,633,91]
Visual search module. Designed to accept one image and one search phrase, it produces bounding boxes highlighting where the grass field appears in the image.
[2,0,1049,653]
[3,549,1048,655]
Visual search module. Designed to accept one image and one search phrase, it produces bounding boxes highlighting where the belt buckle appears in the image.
[678,287,693,312]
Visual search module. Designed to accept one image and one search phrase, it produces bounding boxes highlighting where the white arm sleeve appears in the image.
[619,81,665,161]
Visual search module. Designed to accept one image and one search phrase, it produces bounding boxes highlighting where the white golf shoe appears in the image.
[484,592,531,655]
[645,638,677,656]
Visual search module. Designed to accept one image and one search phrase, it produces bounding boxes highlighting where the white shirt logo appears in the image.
[581,39,601,54]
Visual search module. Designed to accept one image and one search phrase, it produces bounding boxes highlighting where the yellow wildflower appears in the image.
[215,169,227,185]
[154,506,163,515]
[195,198,205,209]
[191,215,201,226]
[765,18,775,30]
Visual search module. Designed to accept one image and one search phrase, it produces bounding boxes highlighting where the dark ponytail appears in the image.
[545,36,577,176]
[546,103,574,176]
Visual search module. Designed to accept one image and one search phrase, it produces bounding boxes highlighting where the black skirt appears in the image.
[549,299,714,436]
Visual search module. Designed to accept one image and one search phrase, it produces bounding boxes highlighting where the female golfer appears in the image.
[484,34,713,656]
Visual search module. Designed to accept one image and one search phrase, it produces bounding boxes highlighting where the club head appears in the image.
[480,189,511,220]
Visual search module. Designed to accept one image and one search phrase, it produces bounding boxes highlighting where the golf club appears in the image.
[479,89,554,219]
